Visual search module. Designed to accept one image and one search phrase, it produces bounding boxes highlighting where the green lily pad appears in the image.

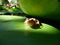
[0,21,59,34]
[0,15,26,22]
[0,15,59,45]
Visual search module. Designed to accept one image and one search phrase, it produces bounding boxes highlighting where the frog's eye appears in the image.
[24,18,41,29]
